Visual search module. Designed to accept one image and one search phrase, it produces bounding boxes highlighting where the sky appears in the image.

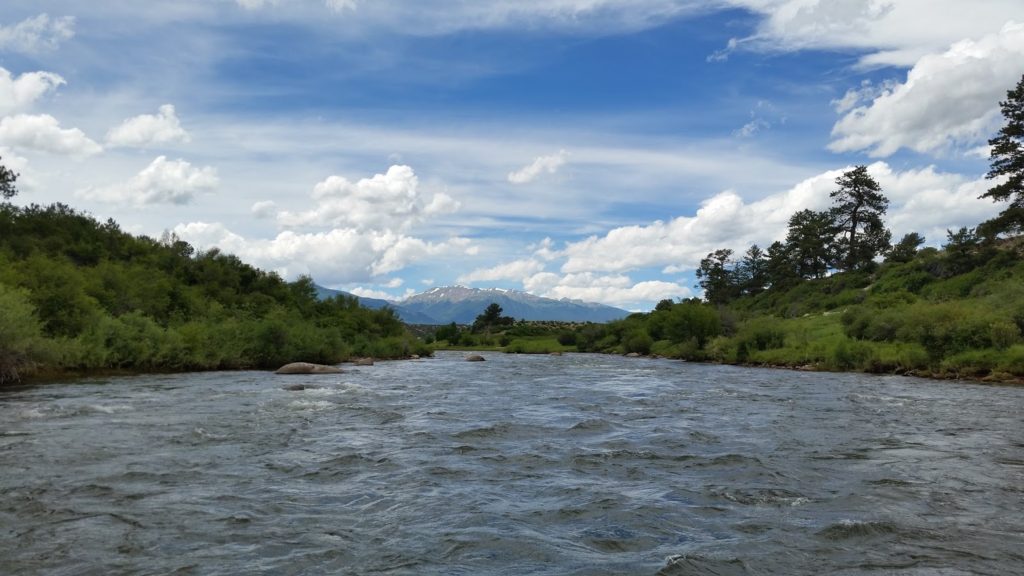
[1,1,1022,311]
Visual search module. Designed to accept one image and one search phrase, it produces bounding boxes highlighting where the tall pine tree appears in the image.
[830,165,890,270]
[980,74,1024,237]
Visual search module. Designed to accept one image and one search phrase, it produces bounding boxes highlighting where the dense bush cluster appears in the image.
[0,203,428,384]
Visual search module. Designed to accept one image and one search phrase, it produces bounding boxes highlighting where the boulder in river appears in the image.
[465,354,486,362]
[274,362,343,375]
[625,352,641,358]
[354,358,375,366]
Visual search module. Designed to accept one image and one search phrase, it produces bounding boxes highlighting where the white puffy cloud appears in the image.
[523,271,691,310]
[457,258,546,284]
[508,149,568,184]
[79,156,218,205]
[106,104,191,148]
[0,68,65,116]
[347,286,413,301]
[0,14,75,54]
[278,164,459,231]
[0,114,102,157]
[251,200,278,218]
[830,21,1024,157]
[172,222,474,284]
[720,0,1022,67]
[558,162,1004,276]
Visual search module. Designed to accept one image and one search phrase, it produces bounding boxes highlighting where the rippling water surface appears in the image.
[2,352,1022,574]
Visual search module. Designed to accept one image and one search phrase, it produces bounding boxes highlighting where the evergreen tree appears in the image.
[785,209,834,279]
[887,232,925,263]
[696,248,738,305]
[830,165,890,270]
[980,74,1024,236]
[765,240,799,289]
[736,244,768,296]
[0,156,18,200]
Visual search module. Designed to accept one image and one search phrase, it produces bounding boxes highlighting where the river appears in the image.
[1,351,1022,575]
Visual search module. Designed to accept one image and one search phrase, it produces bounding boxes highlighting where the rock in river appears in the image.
[465,354,486,362]
[275,362,343,375]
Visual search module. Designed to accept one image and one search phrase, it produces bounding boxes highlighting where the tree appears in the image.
[785,209,834,279]
[735,244,768,296]
[830,165,890,270]
[764,240,798,289]
[980,74,1024,237]
[887,232,925,263]
[472,302,512,333]
[0,156,18,200]
[696,248,738,305]
[943,227,982,276]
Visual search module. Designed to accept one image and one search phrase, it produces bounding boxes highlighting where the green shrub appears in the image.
[623,329,653,355]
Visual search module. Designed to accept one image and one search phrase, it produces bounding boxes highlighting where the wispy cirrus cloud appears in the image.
[0,13,75,54]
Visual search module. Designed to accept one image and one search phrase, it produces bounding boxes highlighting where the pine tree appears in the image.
[830,165,890,270]
[980,74,1024,236]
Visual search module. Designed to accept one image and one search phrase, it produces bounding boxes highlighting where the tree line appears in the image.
[0,200,428,384]
[697,74,1024,306]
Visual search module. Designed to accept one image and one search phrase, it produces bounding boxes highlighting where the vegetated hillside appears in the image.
[0,203,429,384]
[577,241,1024,382]
[399,286,629,324]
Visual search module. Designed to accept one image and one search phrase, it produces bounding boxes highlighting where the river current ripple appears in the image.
[1,352,1022,575]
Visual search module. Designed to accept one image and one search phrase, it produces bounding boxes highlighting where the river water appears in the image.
[1,352,1022,575]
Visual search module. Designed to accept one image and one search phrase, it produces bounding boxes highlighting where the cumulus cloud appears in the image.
[457,258,546,284]
[106,104,191,148]
[173,164,471,284]
[0,114,102,157]
[558,162,1004,276]
[523,271,691,310]
[0,14,75,54]
[278,164,459,231]
[251,200,278,218]
[347,286,412,301]
[0,68,65,115]
[720,0,1022,67]
[172,222,474,284]
[79,156,218,205]
[830,21,1024,157]
[508,149,568,184]
[0,146,36,191]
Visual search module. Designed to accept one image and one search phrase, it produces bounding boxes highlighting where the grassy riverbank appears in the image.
[429,243,1024,383]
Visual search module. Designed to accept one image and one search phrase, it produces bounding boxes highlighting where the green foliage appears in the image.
[0,203,428,383]
[472,302,514,333]
[830,165,891,270]
[0,283,49,383]
[980,73,1024,236]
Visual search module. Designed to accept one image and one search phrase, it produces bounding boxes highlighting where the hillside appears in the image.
[0,203,429,384]
[573,242,1024,382]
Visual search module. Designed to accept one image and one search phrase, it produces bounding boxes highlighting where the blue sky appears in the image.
[1,1,1022,310]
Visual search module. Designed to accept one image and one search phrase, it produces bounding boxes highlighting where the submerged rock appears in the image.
[465,354,486,362]
[274,362,343,375]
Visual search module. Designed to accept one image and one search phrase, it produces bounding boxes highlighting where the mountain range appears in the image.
[313,284,629,325]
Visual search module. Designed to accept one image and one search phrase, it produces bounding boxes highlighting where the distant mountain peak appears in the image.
[316,282,628,325]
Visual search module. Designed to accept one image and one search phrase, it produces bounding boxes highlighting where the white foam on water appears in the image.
[288,399,334,411]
